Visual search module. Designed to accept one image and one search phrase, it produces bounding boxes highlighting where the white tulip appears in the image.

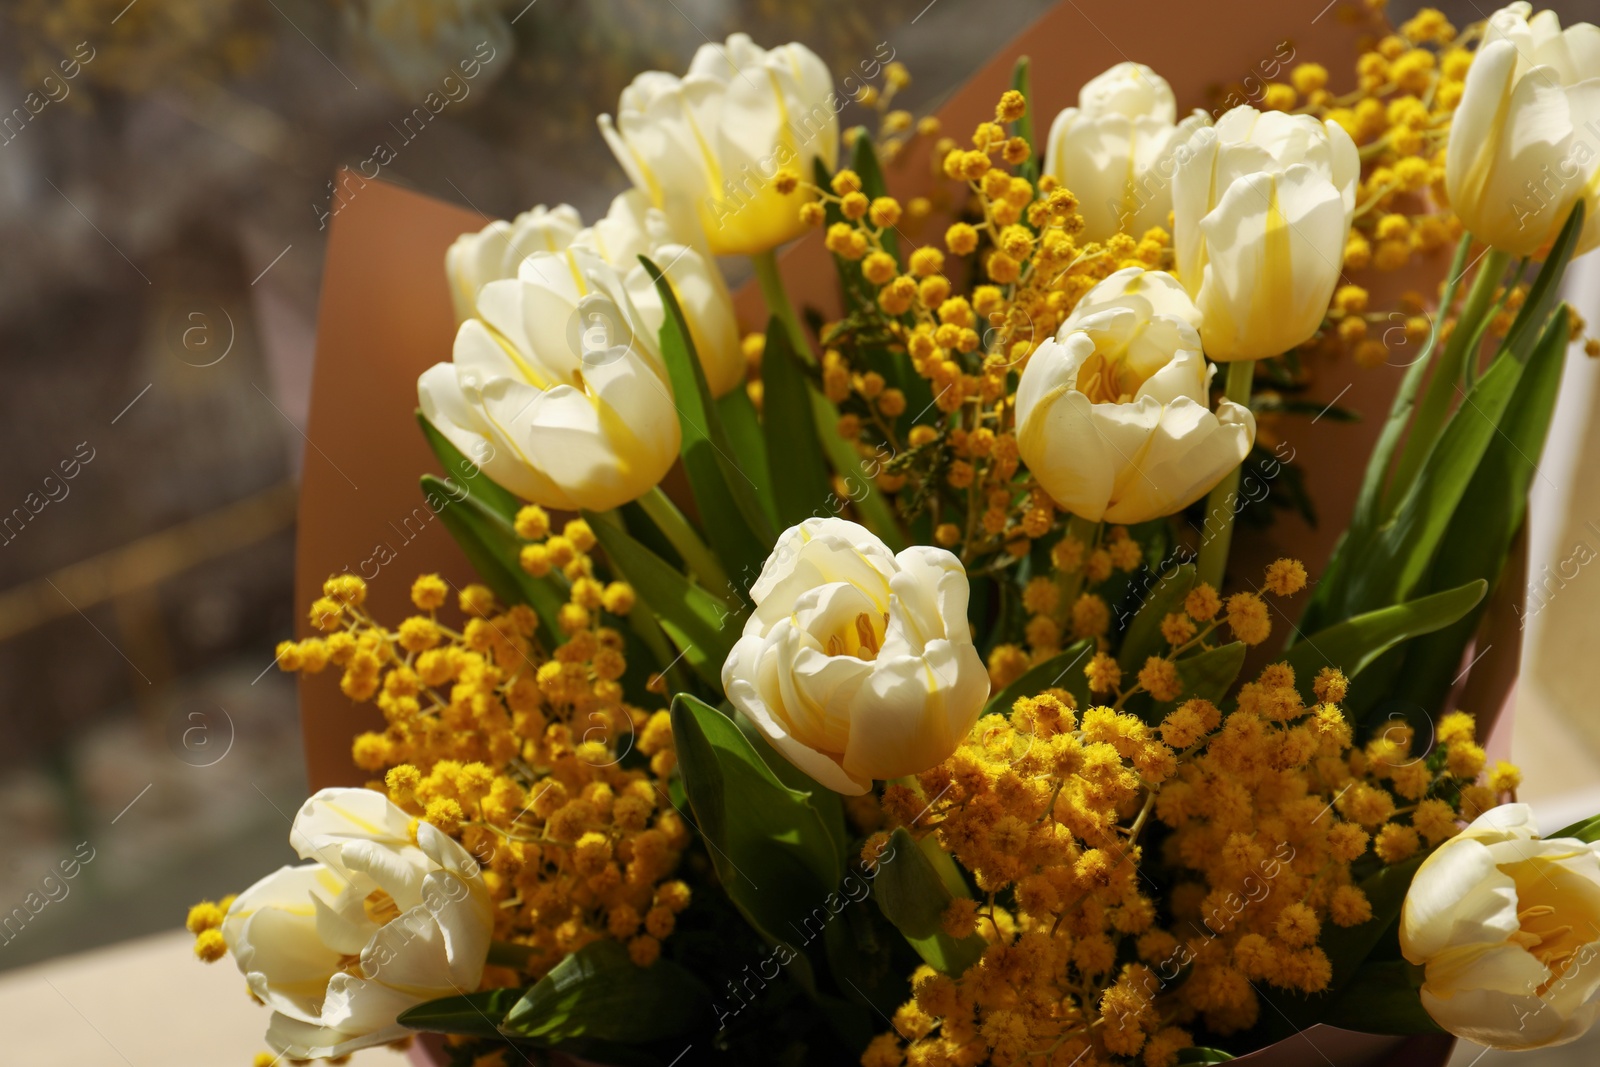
[1172,106,1359,361]
[1446,3,1600,257]
[1044,62,1210,242]
[600,33,839,256]
[419,242,682,511]
[722,518,989,795]
[1400,804,1600,1049]
[445,204,582,324]
[221,788,493,1060]
[1017,277,1255,523]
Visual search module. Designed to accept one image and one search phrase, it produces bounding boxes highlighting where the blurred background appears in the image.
[0,1,1596,1064]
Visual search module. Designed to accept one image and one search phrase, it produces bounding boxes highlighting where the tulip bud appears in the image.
[1172,106,1358,361]
[599,34,839,256]
[1044,62,1210,242]
[419,233,682,511]
[1400,803,1600,1049]
[1445,3,1600,257]
[722,518,990,794]
[220,789,493,1060]
[1016,271,1255,523]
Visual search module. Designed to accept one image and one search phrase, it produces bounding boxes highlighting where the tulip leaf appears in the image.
[585,511,742,691]
[1278,580,1486,716]
[716,384,779,529]
[1337,211,1581,624]
[397,986,525,1038]
[422,474,563,645]
[1176,642,1247,705]
[808,383,906,550]
[1118,564,1199,673]
[415,410,522,524]
[741,717,849,866]
[762,316,839,530]
[985,639,1093,716]
[500,939,709,1044]
[1551,813,1600,842]
[670,694,846,968]
[642,254,775,584]
[1319,960,1442,1035]
[1175,1050,1235,1064]
[873,828,987,975]
[1389,306,1569,715]
[1307,203,1582,635]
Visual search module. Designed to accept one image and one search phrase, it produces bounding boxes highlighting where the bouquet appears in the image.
[189,3,1600,1064]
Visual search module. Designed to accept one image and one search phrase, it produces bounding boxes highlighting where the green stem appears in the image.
[637,486,731,595]
[486,939,536,970]
[1384,245,1512,511]
[1195,359,1256,591]
[752,248,813,365]
[1460,257,1527,392]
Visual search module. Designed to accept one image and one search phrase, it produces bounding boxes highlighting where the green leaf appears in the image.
[500,940,708,1044]
[1177,642,1247,705]
[642,255,774,581]
[1175,1049,1235,1064]
[873,828,986,975]
[762,316,838,530]
[586,510,741,691]
[1279,581,1486,714]
[422,474,563,644]
[1391,306,1569,714]
[1118,564,1198,673]
[716,384,778,530]
[398,987,525,1038]
[808,383,906,550]
[1549,813,1600,842]
[1321,960,1442,1035]
[742,721,849,867]
[985,639,1093,716]
[1348,353,1523,615]
[670,694,844,955]
[416,412,522,523]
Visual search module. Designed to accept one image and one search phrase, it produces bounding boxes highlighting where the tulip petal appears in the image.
[265,1010,408,1060]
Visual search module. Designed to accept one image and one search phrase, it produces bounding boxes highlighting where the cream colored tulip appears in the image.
[221,788,493,1060]
[722,518,990,795]
[418,243,681,511]
[1400,804,1600,1049]
[445,204,582,324]
[1017,278,1255,523]
[600,33,838,256]
[1044,62,1210,242]
[1446,3,1600,257]
[1172,106,1358,361]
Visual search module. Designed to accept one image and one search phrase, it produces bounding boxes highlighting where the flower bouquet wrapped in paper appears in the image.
[188,3,1600,1064]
